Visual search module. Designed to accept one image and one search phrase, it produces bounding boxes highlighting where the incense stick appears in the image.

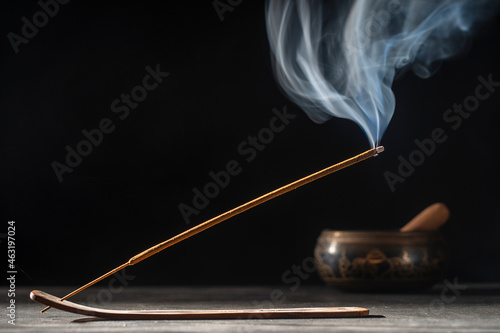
[40,146,384,313]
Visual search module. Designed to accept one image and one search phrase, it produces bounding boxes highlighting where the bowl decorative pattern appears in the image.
[314,230,448,291]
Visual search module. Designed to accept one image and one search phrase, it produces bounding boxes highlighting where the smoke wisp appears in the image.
[266,0,497,147]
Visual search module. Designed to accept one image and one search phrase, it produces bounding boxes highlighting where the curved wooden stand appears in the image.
[31,290,369,320]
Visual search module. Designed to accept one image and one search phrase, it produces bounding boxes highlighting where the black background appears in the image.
[1,1,500,288]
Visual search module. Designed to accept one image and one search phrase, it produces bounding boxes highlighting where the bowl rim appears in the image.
[318,229,444,244]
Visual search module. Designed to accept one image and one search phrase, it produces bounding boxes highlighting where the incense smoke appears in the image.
[266,0,497,147]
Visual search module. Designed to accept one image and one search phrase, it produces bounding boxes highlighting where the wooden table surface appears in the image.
[6,284,500,332]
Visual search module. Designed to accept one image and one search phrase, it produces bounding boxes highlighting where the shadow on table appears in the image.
[72,315,386,323]
[424,283,500,296]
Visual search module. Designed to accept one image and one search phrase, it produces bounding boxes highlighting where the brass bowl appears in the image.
[314,230,448,291]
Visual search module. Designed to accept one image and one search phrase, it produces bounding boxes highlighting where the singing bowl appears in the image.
[314,230,448,291]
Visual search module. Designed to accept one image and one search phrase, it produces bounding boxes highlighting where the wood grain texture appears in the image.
[31,290,369,320]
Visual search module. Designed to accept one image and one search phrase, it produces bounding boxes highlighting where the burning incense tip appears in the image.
[39,146,384,313]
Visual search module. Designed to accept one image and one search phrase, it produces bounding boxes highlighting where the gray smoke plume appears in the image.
[266,0,497,147]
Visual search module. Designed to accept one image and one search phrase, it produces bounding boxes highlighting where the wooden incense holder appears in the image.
[38,146,384,313]
[30,290,369,320]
